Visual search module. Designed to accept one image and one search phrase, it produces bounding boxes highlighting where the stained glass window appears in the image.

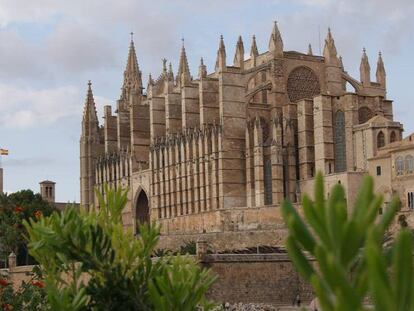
[264,157,273,205]
[334,110,346,172]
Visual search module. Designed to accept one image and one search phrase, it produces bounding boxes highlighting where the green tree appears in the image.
[282,173,414,311]
[24,186,216,311]
[0,190,56,264]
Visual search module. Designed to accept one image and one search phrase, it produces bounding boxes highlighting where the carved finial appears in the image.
[130,31,134,42]
[162,58,167,74]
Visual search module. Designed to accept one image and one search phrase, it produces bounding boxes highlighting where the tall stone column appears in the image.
[314,95,334,175]
[297,99,315,179]
[270,118,284,204]
[217,68,247,209]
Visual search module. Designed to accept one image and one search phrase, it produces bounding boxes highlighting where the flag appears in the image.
[0,149,8,155]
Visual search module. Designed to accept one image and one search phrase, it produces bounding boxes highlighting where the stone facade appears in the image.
[80,23,404,250]
[368,133,414,213]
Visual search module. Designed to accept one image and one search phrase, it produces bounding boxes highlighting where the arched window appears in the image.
[334,110,346,172]
[358,107,373,124]
[396,156,404,175]
[377,131,385,149]
[390,131,397,143]
[405,155,414,174]
[135,190,149,234]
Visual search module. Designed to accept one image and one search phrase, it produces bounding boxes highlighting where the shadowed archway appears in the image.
[135,190,149,234]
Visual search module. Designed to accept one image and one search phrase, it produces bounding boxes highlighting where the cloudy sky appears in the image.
[0,0,413,201]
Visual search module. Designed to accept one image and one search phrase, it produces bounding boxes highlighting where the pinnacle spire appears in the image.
[234,35,245,69]
[168,62,174,81]
[250,35,259,66]
[323,27,339,65]
[268,21,283,57]
[307,43,313,55]
[250,35,259,57]
[177,38,191,86]
[199,57,207,79]
[121,36,143,101]
[360,47,371,85]
[215,35,226,71]
[82,80,99,135]
[376,51,386,87]
[339,56,344,70]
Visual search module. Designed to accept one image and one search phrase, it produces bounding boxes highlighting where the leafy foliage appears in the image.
[0,266,48,310]
[24,185,216,311]
[0,190,56,264]
[282,172,412,311]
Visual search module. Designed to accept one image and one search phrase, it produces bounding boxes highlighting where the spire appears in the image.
[177,38,191,86]
[162,58,168,75]
[250,35,259,66]
[323,28,339,65]
[234,35,245,69]
[168,62,174,81]
[198,57,207,79]
[360,47,371,85]
[268,21,283,58]
[215,35,226,71]
[82,81,99,135]
[121,34,143,101]
[376,51,386,88]
[339,56,344,71]
[307,43,313,55]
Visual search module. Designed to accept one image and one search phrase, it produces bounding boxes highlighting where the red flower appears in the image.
[31,280,45,288]
[0,279,8,287]
[2,303,13,310]
[14,206,23,213]
[34,210,42,219]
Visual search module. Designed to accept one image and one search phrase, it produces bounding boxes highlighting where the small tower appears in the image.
[376,51,386,88]
[360,48,371,86]
[234,35,245,69]
[40,180,55,203]
[80,81,101,211]
[268,21,283,58]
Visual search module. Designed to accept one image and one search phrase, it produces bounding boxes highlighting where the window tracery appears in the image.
[334,110,346,172]
[287,66,320,102]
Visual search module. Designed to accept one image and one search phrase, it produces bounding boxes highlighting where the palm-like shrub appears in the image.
[24,186,216,311]
[282,173,414,311]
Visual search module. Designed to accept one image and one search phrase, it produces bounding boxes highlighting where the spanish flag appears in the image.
[0,149,9,155]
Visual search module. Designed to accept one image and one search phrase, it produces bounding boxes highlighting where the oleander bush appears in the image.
[24,186,216,311]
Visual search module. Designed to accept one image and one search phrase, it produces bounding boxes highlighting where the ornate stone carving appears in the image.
[287,66,320,102]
